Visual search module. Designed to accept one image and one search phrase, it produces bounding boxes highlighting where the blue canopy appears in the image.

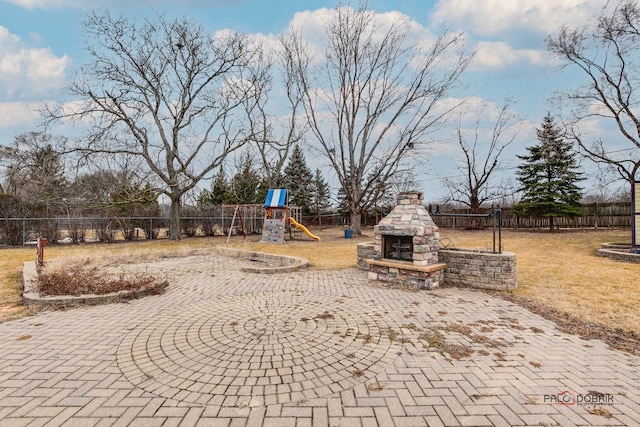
[264,189,288,208]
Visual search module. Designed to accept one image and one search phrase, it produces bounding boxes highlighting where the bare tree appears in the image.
[443,99,523,228]
[283,4,473,235]
[547,0,640,224]
[70,156,153,213]
[48,12,265,239]
[582,163,629,203]
[243,47,307,189]
[0,132,69,215]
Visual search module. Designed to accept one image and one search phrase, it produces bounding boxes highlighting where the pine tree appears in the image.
[227,155,264,204]
[198,166,229,205]
[283,146,313,213]
[513,113,584,231]
[310,169,332,226]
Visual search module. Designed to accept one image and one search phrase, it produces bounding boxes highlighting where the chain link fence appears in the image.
[0,211,348,246]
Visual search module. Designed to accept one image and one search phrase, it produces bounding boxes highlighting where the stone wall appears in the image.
[357,243,517,291]
[596,243,640,263]
[357,242,376,271]
[438,249,517,290]
[211,248,309,273]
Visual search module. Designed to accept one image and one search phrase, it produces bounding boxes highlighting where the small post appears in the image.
[497,206,502,254]
[492,205,496,253]
[36,237,48,268]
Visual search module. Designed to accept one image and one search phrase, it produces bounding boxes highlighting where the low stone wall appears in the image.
[357,243,517,291]
[22,261,168,306]
[357,242,375,270]
[438,249,517,290]
[596,243,640,263]
[212,247,309,273]
[600,242,632,250]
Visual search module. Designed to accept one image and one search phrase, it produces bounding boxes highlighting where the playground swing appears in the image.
[224,204,262,243]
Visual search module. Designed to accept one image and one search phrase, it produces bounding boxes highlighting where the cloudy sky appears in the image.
[0,0,617,202]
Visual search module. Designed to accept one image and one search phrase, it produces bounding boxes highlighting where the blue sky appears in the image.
[0,0,620,202]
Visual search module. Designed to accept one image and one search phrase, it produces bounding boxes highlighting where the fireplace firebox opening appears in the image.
[383,236,413,261]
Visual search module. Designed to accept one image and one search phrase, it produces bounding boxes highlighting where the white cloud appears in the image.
[2,0,48,8]
[429,96,535,157]
[0,25,21,46]
[4,0,244,9]
[471,41,555,70]
[286,7,437,66]
[0,25,69,99]
[0,102,40,128]
[431,0,608,38]
[285,8,333,63]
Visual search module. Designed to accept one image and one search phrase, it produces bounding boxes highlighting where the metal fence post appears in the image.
[497,206,502,254]
[492,205,496,253]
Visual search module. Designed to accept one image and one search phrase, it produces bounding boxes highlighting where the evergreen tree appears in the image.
[283,145,313,213]
[513,113,584,231]
[310,169,332,226]
[198,166,229,205]
[226,155,264,204]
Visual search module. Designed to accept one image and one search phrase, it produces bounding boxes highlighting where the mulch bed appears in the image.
[38,265,166,299]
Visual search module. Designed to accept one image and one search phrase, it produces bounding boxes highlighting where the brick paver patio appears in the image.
[1,254,638,426]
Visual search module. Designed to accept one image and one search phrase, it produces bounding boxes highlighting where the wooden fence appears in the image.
[431,202,631,229]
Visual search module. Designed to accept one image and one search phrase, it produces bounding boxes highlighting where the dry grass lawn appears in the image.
[1,227,638,343]
[441,228,640,337]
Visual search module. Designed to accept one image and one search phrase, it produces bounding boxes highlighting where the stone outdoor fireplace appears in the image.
[366,191,446,290]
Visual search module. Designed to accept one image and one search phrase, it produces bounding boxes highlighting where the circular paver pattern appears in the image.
[117,290,401,406]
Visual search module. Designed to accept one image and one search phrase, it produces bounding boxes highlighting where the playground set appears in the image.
[224,189,320,244]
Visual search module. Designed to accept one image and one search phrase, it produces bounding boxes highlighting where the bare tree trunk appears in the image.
[169,193,181,240]
[549,216,555,232]
[469,193,480,230]
[350,207,362,236]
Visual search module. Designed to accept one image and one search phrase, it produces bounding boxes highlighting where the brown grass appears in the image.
[442,228,640,334]
[1,226,639,343]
